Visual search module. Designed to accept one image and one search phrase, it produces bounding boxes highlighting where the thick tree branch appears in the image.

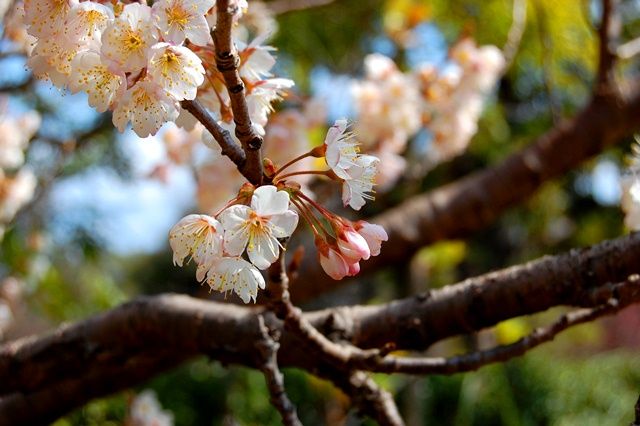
[360,278,640,375]
[213,0,263,185]
[291,85,640,303]
[3,232,640,422]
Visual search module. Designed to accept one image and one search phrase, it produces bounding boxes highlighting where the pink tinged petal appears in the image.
[250,185,290,216]
[269,210,299,238]
[247,232,279,270]
[356,221,388,257]
[319,248,350,280]
[347,261,360,276]
[337,229,370,262]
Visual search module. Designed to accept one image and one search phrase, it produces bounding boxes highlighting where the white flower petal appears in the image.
[269,210,299,238]
[251,185,289,216]
[247,232,278,270]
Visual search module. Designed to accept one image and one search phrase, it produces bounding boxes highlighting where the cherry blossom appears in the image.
[335,226,370,262]
[169,214,223,282]
[316,239,351,280]
[354,221,388,257]
[219,185,298,270]
[147,43,205,101]
[341,154,379,211]
[206,257,265,303]
[152,0,213,46]
[24,0,76,37]
[112,79,180,137]
[100,3,157,73]
[69,50,125,113]
[324,119,359,180]
[64,2,113,46]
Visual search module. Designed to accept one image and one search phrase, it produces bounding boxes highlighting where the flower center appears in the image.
[123,30,144,52]
[166,6,190,29]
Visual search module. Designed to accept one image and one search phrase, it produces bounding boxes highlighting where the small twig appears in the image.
[265,248,404,424]
[212,0,263,185]
[596,0,620,92]
[364,291,638,375]
[331,370,404,426]
[180,99,247,172]
[502,0,527,71]
[265,247,380,366]
[255,315,302,426]
[267,273,640,377]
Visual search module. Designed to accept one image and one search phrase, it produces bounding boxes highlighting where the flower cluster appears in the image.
[24,0,210,136]
[352,39,504,188]
[419,39,505,163]
[170,185,299,303]
[0,109,40,237]
[170,119,387,302]
[22,0,291,140]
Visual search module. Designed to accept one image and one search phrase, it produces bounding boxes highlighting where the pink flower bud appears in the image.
[316,239,350,280]
[355,221,388,257]
[347,261,360,276]
[336,227,370,262]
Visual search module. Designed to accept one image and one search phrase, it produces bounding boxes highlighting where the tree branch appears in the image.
[180,99,247,171]
[2,232,640,422]
[328,370,404,426]
[212,0,263,185]
[360,278,640,375]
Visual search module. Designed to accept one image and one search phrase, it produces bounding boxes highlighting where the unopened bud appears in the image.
[263,158,277,178]
[310,145,327,158]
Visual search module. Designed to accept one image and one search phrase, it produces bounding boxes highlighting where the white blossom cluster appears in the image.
[24,0,212,137]
[352,39,505,188]
[0,110,40,237]
[22,0,290,140]
[170,185,298,303]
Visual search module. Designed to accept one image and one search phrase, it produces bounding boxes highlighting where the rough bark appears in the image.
[2,232,640,423]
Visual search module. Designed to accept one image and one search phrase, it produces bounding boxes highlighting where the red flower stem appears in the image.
[272,152,314,177]
[275,170,331,182]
